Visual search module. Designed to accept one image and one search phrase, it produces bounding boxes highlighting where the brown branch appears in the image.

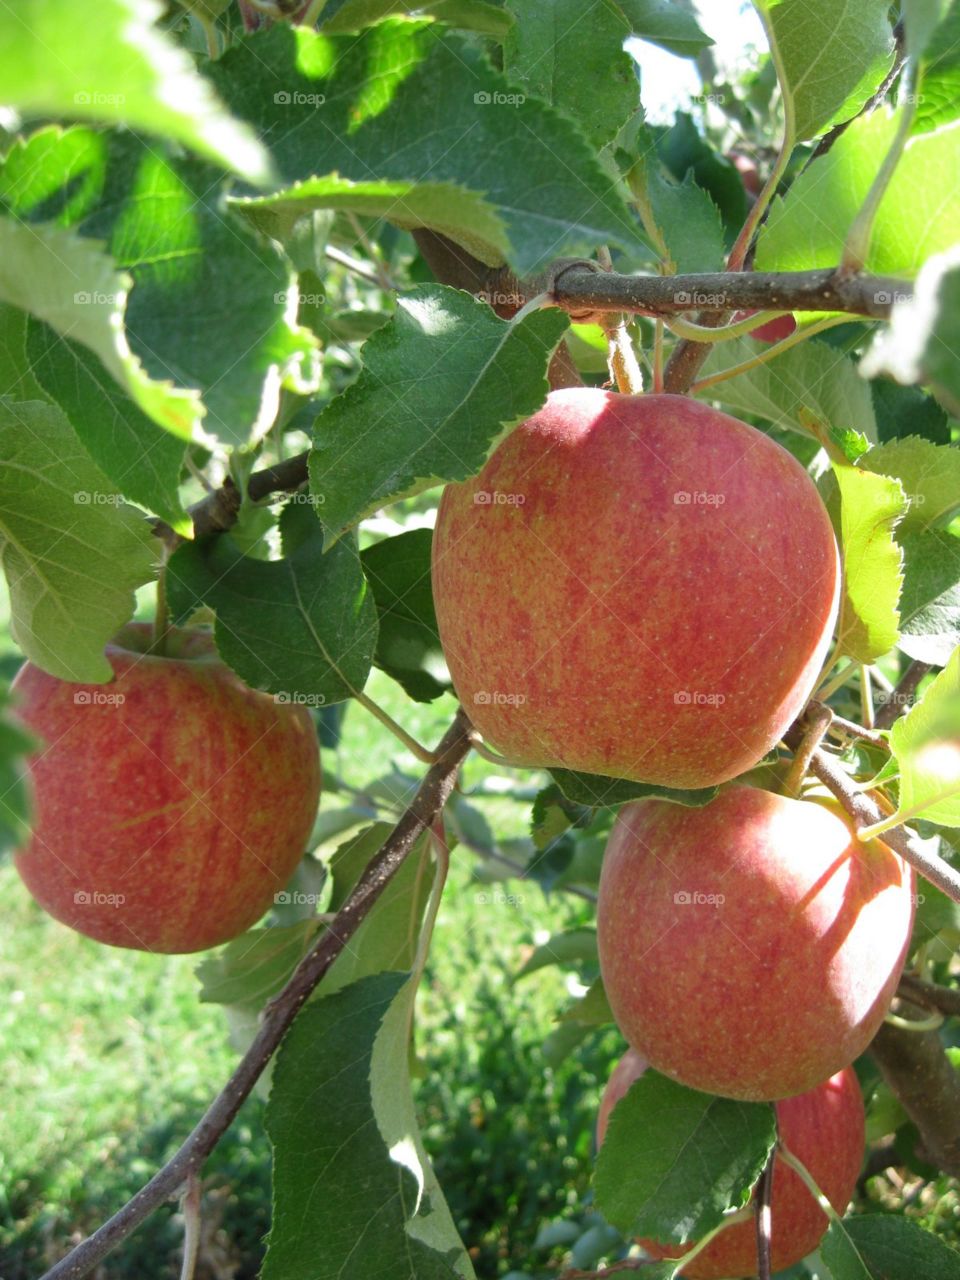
[784,700,833,795]
[782,721,960,904]
[826,711,889,749]
[869,1016,960,1176]
[898,973,960,1019]
[874,660,934,729]
[40,710,474,1280]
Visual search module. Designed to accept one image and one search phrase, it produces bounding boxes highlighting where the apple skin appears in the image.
[597,1052,865,1279]
[432,389,839,789]
[12,623,321,954]
[597,786,915,1100]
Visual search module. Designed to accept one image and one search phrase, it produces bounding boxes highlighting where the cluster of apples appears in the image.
[432,389,916,1275]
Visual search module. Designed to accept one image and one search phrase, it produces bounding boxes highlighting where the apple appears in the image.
[597,1051,865,1279]
[597,785,915,1100]
[727,151,763,198]
[432,389,839,789]
[12,623,321,954]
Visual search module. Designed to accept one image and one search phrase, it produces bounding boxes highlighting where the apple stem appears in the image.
[178,1175,201,1280]
[885,1008,945,1034]
[603,320,643,394]
[465,729,530,769]
[149,560,172,657]
[687,315,849,395]
[813,656,855,702]
[674,1207,754,1271]
[776,1144,838,1221]
[652,320,665,393]
[510,290,553,325]
[784,701,833,796]
[353,690,437,763]
[860,665,876,730]
[726,141,791,273]
[755,1135,777,1280]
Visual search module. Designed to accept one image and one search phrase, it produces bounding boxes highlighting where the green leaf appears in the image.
[0,683,34,849]
[530,783,590,850]
[550,767,718,809]
[0,0,270,183]
[629,134,725,273]
[898,529,960,665]
[504,0,638,150]
[233,176,510,268]
[309,285,567,541]
[166,502,378,705]
[0,215,200,440]
[914,3,960,133]
[361,529,449,703]
[594,1070,776,1242]
[25,319,189,534]
[833,461,906,662]
[515,928,598,980]
[0,398,157,682]
[0,305,46,402]
[264,972,473,1280]
[823,1214,960,1280]
[752,0,893,144]
[698,336,877,442]
[901,0,952,64]
[861,246,960,416]
[655,115,747,242]
[872,380,950,446]
[887,644,960,828]
[559,977,613,1025]
[0,127,321,447]
[619,0,714,57]
[318,0,512,37]
[207,23,646,274]
[197,920,323,1006]
[860,438,960,532]
[324,828,434,995]
[756,114,960,279]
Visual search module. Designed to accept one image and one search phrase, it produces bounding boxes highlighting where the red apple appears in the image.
[727,151,763,198]
[597,786,915,1100]
[735,309,798,342]
[432,390,839,789]
[12,623,321,953]
[597,1052,865,1279]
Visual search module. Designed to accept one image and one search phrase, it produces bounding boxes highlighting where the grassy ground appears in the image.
[0,668,622,1279]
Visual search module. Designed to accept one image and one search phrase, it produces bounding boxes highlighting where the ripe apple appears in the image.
[432,389,839,789]
[597,1051,865,1279]
[597,785,915,1100]
[12,623,321,953]
[726,151,763,198]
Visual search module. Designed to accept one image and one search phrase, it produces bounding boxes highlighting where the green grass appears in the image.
[0,668,624,1279]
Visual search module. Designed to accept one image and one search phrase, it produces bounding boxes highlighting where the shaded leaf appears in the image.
[833,462,906,662]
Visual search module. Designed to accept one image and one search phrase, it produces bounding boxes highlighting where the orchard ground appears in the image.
[2,578,959,1279]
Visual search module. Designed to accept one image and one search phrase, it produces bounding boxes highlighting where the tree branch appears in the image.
[869,1015,960,1176]
[782,722,960,904]
[41,709,474,1280]
[874,660,934,729]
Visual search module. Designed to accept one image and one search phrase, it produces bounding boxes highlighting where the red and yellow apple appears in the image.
[432,389,839,788]
[735,309,798,342]
[12,623,321,953]
[597,786,915,1100]
[597,1051,865,1279]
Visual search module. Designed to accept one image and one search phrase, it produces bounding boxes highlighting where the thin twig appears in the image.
[40,710,474,1280]
[898,973,960,1019]
[782,722,960,904]
[756,1137,777,1280]
[874,660,934,729]
[826,712,889,749]
[178,1176,201,1280]
[784,701,833,796]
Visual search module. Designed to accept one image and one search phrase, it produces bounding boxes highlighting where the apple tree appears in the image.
[2,1,960,1278]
